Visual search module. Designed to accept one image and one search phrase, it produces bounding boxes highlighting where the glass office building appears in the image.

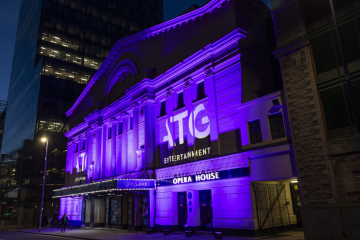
[0,0,163,224]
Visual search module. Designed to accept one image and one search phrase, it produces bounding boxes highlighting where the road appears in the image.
[0,227,305,240]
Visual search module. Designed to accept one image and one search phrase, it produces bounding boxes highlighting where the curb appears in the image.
[17,230,96,240]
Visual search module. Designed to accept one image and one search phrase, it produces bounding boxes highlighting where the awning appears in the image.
[53,179,155,198]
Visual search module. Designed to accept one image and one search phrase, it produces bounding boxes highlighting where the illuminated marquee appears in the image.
[172,172,220,184]
[157,167,250,187]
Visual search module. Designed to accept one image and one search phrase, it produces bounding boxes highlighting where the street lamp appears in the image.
[39,138,48,232]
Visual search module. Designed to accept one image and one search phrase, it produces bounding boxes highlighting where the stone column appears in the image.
[186,190,200,229]
[101,124,107,178]
[121,112,129,174]
[86,129,94,179]
[184,78,195,152]
[94,126,102,180]
[111,119,117,176]
[148,189,156,228]
[132,103,140,171]
[166,87,175,158]
[72,139,79,173]
[204,69,221,155]
[116,117,122,175]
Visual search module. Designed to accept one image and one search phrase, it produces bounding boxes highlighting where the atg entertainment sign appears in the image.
[157,167,250,187]
[162,103,211,165]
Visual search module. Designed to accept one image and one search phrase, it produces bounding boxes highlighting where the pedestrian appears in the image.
[60,213,68,233]
[24,210,28,226]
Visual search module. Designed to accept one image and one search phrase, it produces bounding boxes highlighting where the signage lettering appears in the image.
[75,176,86,182]
[157,167,250,187]
[164,147,211,164]
[163,103,210,148]
[172,172,220,185]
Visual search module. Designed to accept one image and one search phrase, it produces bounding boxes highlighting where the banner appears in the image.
[128,197,134,226]
[110,198,121,224]
[142,196,149,225]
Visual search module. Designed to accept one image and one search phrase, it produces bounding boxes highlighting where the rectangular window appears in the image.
[75,143,78,153]
[248,119,263,144]
[268,113,286,139]
[130,118,133,130]
[118,122,123,135]
[176,92,185,109]
[159,101,166,117]
[81,140,85,150]
[196,82,206,101]
[108,127,112,139]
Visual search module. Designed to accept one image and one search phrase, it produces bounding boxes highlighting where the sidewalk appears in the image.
[0,224,36,229]
[16,227,305,240]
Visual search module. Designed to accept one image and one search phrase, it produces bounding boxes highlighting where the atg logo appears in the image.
[163,103,210,147]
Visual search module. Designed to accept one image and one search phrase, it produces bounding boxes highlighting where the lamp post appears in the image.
[39,137,48,232]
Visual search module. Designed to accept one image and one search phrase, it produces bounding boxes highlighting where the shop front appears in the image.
[54,179,155,230]
[155,149,299,236]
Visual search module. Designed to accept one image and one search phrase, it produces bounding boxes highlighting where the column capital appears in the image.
[184,77,193,88]
[86,129,94,137]
[166,87,174,97]
[120,111,129,119]
[104,117,117,125]
[131,102,140,109]
[141,96,156,105]
[205,67,214,77]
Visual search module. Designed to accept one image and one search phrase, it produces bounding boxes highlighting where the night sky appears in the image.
[0,0,270,102]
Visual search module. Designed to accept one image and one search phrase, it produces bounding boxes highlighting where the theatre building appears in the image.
[55,0,300,236]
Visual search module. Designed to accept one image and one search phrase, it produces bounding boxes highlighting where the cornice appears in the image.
[66,0,234,117]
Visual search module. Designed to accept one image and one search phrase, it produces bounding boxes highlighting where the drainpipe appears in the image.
[329,0,360,142]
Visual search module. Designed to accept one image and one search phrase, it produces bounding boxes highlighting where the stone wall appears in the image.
[270,0,360,239]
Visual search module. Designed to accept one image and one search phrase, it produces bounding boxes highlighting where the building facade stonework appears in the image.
[271,0,360,239]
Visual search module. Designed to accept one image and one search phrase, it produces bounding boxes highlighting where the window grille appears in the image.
[268,113,286,140]
[248,119,263,144]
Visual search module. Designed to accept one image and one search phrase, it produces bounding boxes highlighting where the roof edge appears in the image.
[66,0,229,117]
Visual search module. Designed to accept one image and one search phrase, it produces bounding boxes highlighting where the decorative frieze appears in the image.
[156,153,248,180]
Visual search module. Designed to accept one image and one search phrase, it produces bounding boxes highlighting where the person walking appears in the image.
[60,213,68,233]
[24,210,29,226]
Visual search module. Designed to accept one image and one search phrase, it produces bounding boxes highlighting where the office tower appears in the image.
[270,0,360,238]
[0,0,163,225]
[0,100,6,156]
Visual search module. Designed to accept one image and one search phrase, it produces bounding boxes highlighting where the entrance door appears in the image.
[110,198,122,228]
[290,182,302,227]
[90,199,95,228]
[178,192,187,231]
[199,190,212,230]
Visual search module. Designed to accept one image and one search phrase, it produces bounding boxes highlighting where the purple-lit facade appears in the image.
[56,0,299,236]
